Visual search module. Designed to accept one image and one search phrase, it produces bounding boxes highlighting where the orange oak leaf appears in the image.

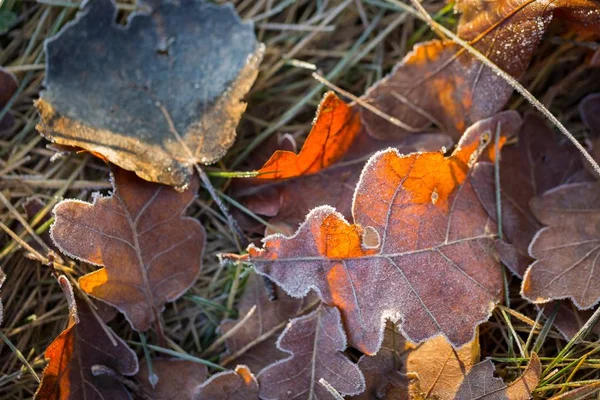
[522,181,600,309]
[35,278,139,400]
[361,0,600,140]
[472,114,586,277]
[219,271,316,371]
[257,305,365,399]
[453,354,541,399]
[257,91,360,180]
[404,335,480,399]
[352,322,413,400]
[248,114,509,354]
[136,359,208,400]
[195,365,259,400]
[36,0,262,187]
[50,167,206,332]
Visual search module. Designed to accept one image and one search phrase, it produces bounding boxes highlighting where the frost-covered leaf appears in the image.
[36,0,262,187]
[523,182,600,309]
[50,167,205,331]
[257,305,365,399]
[137,359,207,400]
[195,365,259,400]
[249,114,509,354]
[219,271,315,371]
[35,278,139,400]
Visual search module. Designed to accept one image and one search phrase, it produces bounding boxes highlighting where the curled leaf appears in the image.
[195,365,259,400]
[35,279,139,400]
[36,0,262,187]
[257,91,361,180]
[50,168,206,331]
[523,182,600,310]
[249,115,507,354]
[257,305,365,399]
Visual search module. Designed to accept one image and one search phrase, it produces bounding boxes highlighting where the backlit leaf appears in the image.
[257,92,361,180]
[137,358,207,400]
[36,0,263,187]
[257,305,365,399]
[50,167,205,332]
[249,114,509,354]
[35,279,139,400]
[195,365,259,400]
[523,181,600,309]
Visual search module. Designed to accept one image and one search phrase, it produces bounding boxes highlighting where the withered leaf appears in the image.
[36,0,263,187]
[361,0,600,140]
[405,335,480,400]
[249,115,507,354]
[454,354,541,400]
[523,181,600,310]
[257,91,361,180]
[219,271,315,371]
[0,67,17,133]
[257,305,365,399]
[137,358,207,400]
[352,322,412,400]
[35,280,139,400]
[472,114,586,278]
[195,365,259,400]
[50,167,206,332]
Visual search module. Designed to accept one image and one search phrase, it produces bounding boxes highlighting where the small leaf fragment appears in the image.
[257,305,365,399]
[37,0,263,187]
[50,167,206,332]
[137,358,207,400]
[195,365,259,400]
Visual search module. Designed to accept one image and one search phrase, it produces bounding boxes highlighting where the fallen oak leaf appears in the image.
[35,277,139,400]
[361,0,600,140]
[257,305,365,399]
[36,0,263,187]
[136,358,207,400]
[50,167,206,332]
[195,365,259,400]
[522,181,600,310]
[257,91,361,180]
[454,353,541,400]
[248,114,508,354]
[219,271,317,371]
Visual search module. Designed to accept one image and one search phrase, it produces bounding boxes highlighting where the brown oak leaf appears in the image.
[248,114,509,354]
[361,0,600,140]
[195,365,259,400]
[257,91,361,180]
[405,335,480,399]
[50,167,206,332]
[523,181,600,309]
[36,0,263,187]
[453,354,541,400]
[136,359,207,400]
[257,305,365,399]
[219,271,316,371]
[35,278,139,400]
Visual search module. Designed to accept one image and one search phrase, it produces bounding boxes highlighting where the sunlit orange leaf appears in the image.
[257,305,365,399]
[35,279,139,400]
[195,365,259,399]
[453,353,541,399]
[0,67,17,134]
[522,181,600,309]
[248,114,510,354]
[136,358,207,400]
[361,0,600,140]
[351,322,413,400]
[405,335,480,399]
[472,114,587,277]
[257,91,360,180]
[50,167,206,332]
[36,0,262,187]
[219,271,316,371]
